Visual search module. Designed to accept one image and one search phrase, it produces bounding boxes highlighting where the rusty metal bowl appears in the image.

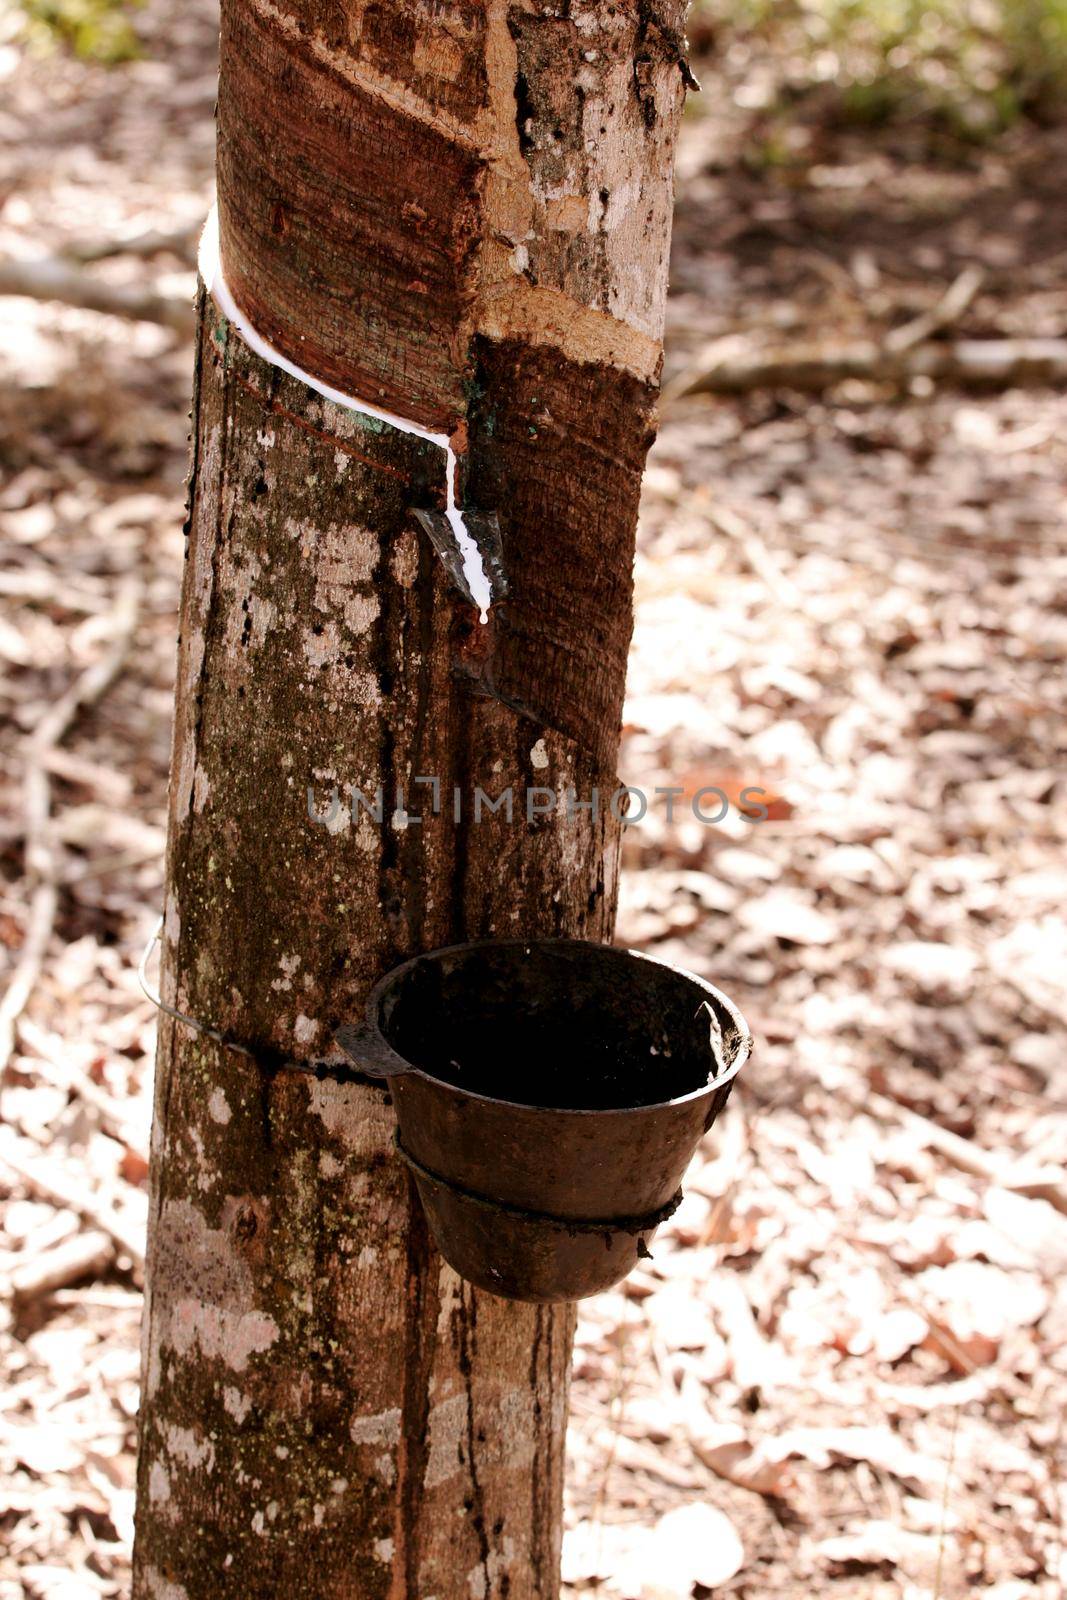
[336,939,751,1302]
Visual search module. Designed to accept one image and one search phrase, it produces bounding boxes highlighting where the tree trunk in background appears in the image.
[133,4,687,1597]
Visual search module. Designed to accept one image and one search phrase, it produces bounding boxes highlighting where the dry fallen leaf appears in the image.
[736,889,837,946]
[644,1283,721,1352]
[563,1502,745,1597]
[5,1424,84,1476]
[883,940,979,992]
[769,1425,938,1488]
[652,1504,746,1593]
[690,1421,795,1496]
[817,1519,945,1576]
[677,766,795,821]
[915,1260,1049,1364]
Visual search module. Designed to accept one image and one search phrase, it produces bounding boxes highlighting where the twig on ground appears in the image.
[884,266,985,355]
[0,255,195,334]
[10,1229,114,1303]
[0,1489,112,1519]
[663,335,1067,403]
[590,1306,640,1565]
[0,579,141,1076]
[866,1089,1067,1215]
[0,1132,145,1268]
[19,1017,148,1160]
[64,220,200,265]
[611,1434,705,1489]
[704,501,802,610]
[932,1404,962,1600]
[0,570,111,612]
[45,1286,143,1310]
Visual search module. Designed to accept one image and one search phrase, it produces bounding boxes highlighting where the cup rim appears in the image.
[366,936,753,1117]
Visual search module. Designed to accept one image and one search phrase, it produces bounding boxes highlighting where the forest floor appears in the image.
[1,4,1065,1598]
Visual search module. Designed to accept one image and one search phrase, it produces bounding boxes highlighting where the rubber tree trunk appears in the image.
[133,4,688,1597]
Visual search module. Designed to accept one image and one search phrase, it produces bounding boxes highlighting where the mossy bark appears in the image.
[133,4,687,1596]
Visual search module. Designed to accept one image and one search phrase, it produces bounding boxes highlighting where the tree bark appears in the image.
[133,5,688,1598]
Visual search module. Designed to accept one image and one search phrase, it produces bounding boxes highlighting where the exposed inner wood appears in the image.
[217,0,686,426]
